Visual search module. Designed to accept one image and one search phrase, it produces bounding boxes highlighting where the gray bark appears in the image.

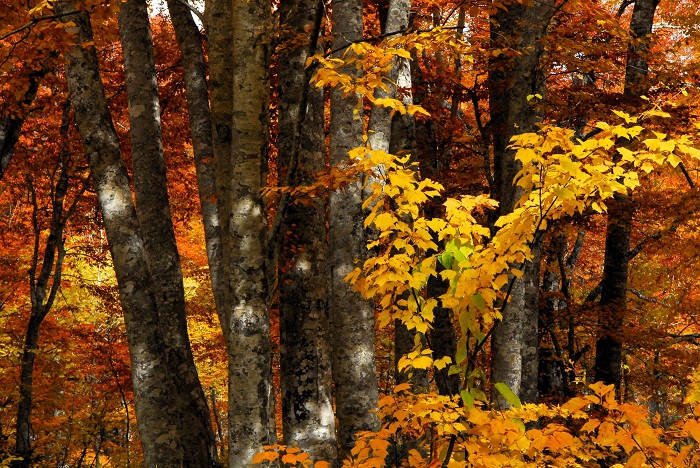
[58,4,218,465]
[329,0,380,456]
[366,0,411,154]
[277,0,337,462]
[166,0,226,316]
[118,0,220,464]
[594,0,658,388]
[488,0,557,407]
[217,0,277,464]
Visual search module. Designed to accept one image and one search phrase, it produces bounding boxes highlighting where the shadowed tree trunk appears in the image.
[488,0,557,407]
[277,0,337,461]
[57,3,219,465]
[594,0,659,388]
[329,0,380,456]
[0,71,42,183]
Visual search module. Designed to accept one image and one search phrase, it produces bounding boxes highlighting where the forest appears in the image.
[2,0,700,465]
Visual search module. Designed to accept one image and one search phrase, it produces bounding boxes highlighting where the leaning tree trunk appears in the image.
[329,0,380,456]
[215,0,276,464]
[118,1,220,464]
[488,0,556,407]
[594,0,659,388]
[166,0,227,316]
[57,4,216,465]
[277,0,338,462]
[0,70,42,182]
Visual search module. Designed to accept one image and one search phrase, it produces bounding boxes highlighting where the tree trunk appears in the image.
[166,0,227,316]
[488,0,556,407]
[0,71,42,183]
[118,1,220,464]
[217,0,276,464]
[58,4,217,465]
[277,0,337,462]
[13,110,71,467]
[594,0,658,388]
[329,0,380,456]
[366,0,411,154]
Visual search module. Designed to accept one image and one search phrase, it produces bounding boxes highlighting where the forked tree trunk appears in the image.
[13,104,72,468]
[58,4,217,465]
[277,0,338,462]
[329,0,380,456]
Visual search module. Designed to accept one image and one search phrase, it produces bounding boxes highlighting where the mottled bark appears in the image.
[219,0,276,464]
[58,5,216,465]
[594,0,658,388]
[366,0,411,154]
[118,1,220,464]
[13,104,71,468]
[520,245,541,404]
[277,0,337,461]
[329,0,380,456]
[0,71,42,182]
[166,0,226,315]
[488,0,556,407]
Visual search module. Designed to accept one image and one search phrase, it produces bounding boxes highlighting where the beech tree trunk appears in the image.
[118,1,220,464]
[488,0,556,407]
[58,4,218,466]
[329,0,380,456]
[166,0,226,315]
[216,0,277,464]
[594,0,659,388]
[277,0,337,461]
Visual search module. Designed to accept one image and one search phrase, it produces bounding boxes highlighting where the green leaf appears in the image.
[494,382,522,408]
[460,390,475,409]
[438,250,454,269]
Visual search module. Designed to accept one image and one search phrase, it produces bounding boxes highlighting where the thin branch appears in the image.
[0,11,80,41]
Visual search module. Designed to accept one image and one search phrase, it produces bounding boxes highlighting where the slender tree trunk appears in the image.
[166,0,227,315]
[594,0,658,388]
[58,5,217,465]
[118,1,220,464]
[13,111,71,466]
[329,0,380,456]
[0,70,43,182]
[277,0,338,462]
[213,0,277,464]
[366,0,411,153]
[488,0,556,407]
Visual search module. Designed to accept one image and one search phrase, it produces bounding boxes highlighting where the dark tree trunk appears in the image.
[13,102,72,468]
[277,0,337,461]
[487,0,557,406]
[594,0,659,388]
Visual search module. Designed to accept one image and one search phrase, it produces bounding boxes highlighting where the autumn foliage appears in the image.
[3,0,700,466]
